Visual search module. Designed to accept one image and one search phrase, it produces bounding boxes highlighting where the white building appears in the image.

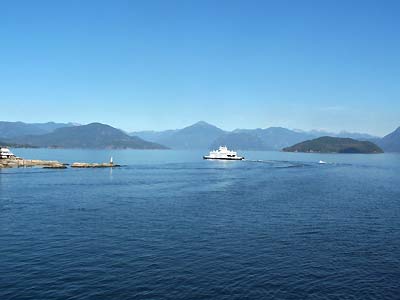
[0,147,15,159]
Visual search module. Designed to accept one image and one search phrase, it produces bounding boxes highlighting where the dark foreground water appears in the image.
[1,150,400,300]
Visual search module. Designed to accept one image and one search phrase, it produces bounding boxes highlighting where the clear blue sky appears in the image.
[0,0,399,136]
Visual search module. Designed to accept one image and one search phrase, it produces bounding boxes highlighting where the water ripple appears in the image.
[1,155,400,299]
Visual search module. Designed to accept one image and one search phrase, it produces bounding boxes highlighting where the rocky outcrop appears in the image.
[0,157,66,169]
[71,162,120,168]
[1,156,120,169]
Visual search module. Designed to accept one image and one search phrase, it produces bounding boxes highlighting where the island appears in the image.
[282,136,384,154]
[71,162,121,168]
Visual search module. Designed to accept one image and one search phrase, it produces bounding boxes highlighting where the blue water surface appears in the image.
[1,149,400,299]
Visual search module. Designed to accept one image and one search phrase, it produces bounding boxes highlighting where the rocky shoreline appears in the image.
[0,157,66,169]
[0,157,120,169]
[71,162,121,168]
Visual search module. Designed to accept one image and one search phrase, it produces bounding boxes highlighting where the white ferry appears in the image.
[0,147,15,159]
[203,146,244,160]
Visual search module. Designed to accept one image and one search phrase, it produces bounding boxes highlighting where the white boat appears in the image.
[203,146,244,160]
[0,147,15,159]
[318,160,327,164]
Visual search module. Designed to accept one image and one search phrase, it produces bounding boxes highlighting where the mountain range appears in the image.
[1,120,399,152]
[4,123,166,149]
[131,121,387,151]
[133,121,226,150]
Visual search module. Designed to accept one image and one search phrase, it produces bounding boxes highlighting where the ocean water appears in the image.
[1,149,400,300]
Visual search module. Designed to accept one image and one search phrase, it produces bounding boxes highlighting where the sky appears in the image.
[0,0,399,136]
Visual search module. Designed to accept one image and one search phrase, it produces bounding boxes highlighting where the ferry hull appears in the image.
[203,156,244,161]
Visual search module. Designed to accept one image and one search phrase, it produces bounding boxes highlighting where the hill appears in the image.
[8,123,167,149]
[377,127,400,152]
[283,137,383,153]
[0,121,75,139]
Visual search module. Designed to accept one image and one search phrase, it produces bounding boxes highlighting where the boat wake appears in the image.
[243,159,345,168]
[243,159,312,168]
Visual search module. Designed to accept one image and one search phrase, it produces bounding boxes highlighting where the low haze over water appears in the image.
[1,149,400,299]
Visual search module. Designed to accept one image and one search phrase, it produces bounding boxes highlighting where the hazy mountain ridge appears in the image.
[210,132,267,150]
[305,130,379,141]
[231,127,317,150]
[8,123,167,149]
[132,121,226,150]
[131,129,179,143]
[130,122,385,151]
[31,122,78,133]
[0,121,76,139]
[2,120,399,152]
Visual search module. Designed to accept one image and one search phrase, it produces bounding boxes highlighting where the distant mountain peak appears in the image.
[191,121,216,127]
[139,121,226,150]
[194,120,208,124]
[266,126,287,130]
[183,121,224,131]
[86,122,108,127]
